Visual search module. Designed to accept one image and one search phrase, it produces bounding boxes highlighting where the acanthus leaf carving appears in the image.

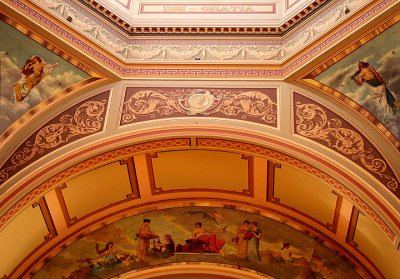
[121,90,183,123]
[215,90,277,123]
[34,0,368,63]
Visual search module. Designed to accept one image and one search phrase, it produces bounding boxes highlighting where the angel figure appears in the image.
[14,55,57,102]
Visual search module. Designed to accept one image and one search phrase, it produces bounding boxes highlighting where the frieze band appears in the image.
[121,88,277,126]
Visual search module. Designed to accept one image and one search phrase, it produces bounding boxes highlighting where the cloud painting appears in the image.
[315,22,400,139]
[0,20,90,135]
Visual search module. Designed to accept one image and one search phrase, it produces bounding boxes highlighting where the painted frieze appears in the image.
[120,88,277,127]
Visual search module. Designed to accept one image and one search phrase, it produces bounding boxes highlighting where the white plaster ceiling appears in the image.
[93,0,322,27]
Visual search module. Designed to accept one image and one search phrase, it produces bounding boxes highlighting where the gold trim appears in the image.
[0,137,396,243]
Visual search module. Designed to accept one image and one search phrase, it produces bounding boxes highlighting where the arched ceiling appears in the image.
[0,0,399,278]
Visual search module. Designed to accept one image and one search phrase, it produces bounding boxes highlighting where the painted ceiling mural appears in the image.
[315,21,400,140]
[0,19,90,135]
[34,207,361,279]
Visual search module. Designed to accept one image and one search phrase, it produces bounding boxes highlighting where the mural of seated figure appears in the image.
[176,222,225,253]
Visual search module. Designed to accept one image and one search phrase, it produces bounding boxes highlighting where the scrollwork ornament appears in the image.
[295,102,398,192]
[121,90,183,123]
[178,89,222,116]
[217,91,277,123]
[121,89,277,125]
[0,100,107,184]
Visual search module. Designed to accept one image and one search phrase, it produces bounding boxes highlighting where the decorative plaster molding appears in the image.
[28,0,380,63]
[4,0,394,80]
[0,138,192,230]
[83,0,323,34]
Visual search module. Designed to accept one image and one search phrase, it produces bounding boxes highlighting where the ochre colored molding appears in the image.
[346,206,360,248]
[55,184,77,227]
[327,192,343,233]
[0,136,396,244]
[120,157,141,199]
[32,197,58,240]
[266,160,281,203]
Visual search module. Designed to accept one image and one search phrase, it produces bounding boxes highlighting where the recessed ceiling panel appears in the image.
[0,205,48,276]
[151,150,249,192]
[93,0,318,27]
[274,164,337,225]
[354,213,400,279]
[63,162,134,220]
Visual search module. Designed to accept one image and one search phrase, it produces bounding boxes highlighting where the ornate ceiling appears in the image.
[0,0,399,278]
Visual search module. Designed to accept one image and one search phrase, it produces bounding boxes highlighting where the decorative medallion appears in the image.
[178,89,222,115]
[121,87,277,126]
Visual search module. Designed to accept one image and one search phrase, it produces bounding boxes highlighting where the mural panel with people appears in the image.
[33,207,361,279]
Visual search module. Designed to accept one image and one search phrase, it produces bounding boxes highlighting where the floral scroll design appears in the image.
[216,90,277,124]
[295,102,398,192]
[121,90,184,123]
[0,100,107,184]
[121,89,277,125]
